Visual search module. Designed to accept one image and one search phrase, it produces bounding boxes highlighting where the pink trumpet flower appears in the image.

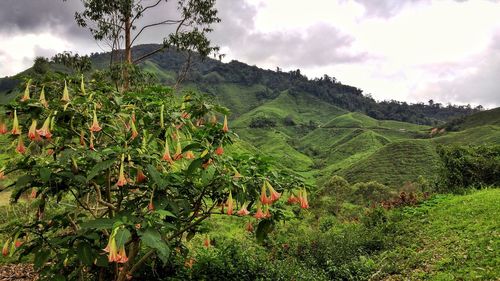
[236,202,250,216]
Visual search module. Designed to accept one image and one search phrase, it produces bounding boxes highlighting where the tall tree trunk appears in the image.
[123,15,132,91]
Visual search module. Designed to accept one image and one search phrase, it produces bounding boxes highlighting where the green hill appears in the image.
[339,139,442,186]
[381,189,500,280]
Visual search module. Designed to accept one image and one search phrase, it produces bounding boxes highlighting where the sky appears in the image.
[0,0,499,108]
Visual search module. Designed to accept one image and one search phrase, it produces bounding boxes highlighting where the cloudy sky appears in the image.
[0,0,499,107]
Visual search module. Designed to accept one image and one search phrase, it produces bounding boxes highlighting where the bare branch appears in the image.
[130,0,163,25]
[130,19,183,46]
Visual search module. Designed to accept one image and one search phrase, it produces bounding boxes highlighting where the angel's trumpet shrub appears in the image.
[61,80,70,102]
[16,136,26,154]
[20,80,31,102]
[264,205,271,218]
[90,109,102,132]
[236,201,250,216]
[27,120,37,140]
[222,115,229,132]
[225,191,234,215]
[116,154,127,187]
[11,110,21,135]
[36,115,52,139]
[39,86,48,108]
[203,235,211,248]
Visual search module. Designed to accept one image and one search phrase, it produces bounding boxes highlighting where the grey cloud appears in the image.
[416,35,500,108]
[0,0,86,38]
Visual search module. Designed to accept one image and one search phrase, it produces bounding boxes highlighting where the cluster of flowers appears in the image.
[2,235,23,257]
[103,228,128,263]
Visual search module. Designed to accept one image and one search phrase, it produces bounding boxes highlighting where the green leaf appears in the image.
[52,275,66,281]
[256,220,274,243]
[155,209,176,218]
[16,175,32,188]
[80,218,116,229]
[186,230,196,242]
[86,159,115,181]
[146,164,167,188]
[115,228,131,248]
[182,143,202,152]
[187,159,203,176]
[40,168,51,183]
[140,228,170,263]
[34,249,50,269]
[76,242,94,266]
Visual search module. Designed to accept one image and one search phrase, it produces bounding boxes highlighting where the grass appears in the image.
[432,125,500,145]
[379,188,500,280]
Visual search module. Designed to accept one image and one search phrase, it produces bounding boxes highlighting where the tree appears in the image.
[1,75,306,281]
[70,0,221,90]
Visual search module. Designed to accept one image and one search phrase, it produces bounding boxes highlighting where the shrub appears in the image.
[437,145,500,192]
[351,181,394,206]
[0,75,303,280]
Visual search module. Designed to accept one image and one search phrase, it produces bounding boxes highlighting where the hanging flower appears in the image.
[181,111,190,119]
[2,239,10,257]
[236,201,250,216]
[130,117,138,140]
[90,109,102,132]
[162,136,174,164]
[215,146,224,156]
[160,104,164,129]
[11,110,21,135]
[20,79,31,102]
[254,202,266,219]
[14,239,23,248]
[299,188,309,209]
[264,205,271,218]
[80,130,86,147]
[260,181,271,205]
[148,201,155,211]
[0,170,5,180]
[222,115,229,132]
[80,74,86,95]
[210,114,217,124]
[184,257,196,269]
[201,158,213,169]
[0,120,7,134]
[36,115,52,139]
[30,188,37,199]
[89,131,95,150]
[173,140,183,160]
[47,149,54,155]
[117,244,128,263]
[116,154,127,187]
[245,222,254,232]
[203,235,211,248]
[287,194,299,204]
[226,191,234,215]
[184,150,195,159]
[136,169,147,183]
[106,236,119,263]
[61,80,70,102]
[16,136,26,154]
[27,120,37,140]
[267,181,281,203]
[39,86,48,108]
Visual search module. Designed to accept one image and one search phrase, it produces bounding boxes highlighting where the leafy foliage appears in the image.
[0,74,303,280]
